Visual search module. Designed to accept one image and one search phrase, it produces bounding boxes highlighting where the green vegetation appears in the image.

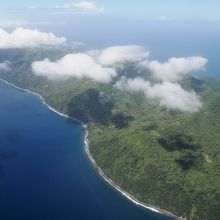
[1,48,220,220]
[111,112,133,129]
[68,88,113,123]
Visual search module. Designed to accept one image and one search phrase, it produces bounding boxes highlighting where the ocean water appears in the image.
[0,81,172,220]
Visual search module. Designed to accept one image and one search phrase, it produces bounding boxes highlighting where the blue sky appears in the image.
[1,0,220,21]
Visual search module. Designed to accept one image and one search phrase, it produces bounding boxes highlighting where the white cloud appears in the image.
[32,53,117,83]
[0,20,29,27]
[116,77,202,112]
[0,61,10,71]
[57,1,104,12]
[98,45,150,66]
[31,45,150,82]
[142,56,207,82]
[0,27,66,49]
[31,44,206,112]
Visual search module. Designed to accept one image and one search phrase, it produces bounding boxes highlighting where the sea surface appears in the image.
[0,81,172,220]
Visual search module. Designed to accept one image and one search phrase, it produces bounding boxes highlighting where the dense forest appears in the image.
[1,48,220,220]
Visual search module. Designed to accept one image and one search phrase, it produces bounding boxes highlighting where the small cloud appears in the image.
[0,61,11,71]
[56,1,104,13]
[0,27,66,49]
[141,56,208,82]
[98,45,150,66]
[115,77,202,112]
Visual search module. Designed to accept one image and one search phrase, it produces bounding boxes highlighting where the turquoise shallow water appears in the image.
[0,81,172,220]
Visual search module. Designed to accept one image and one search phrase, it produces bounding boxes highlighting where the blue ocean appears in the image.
[0,81,172,220]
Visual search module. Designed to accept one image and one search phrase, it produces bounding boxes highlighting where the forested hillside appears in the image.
[1,48,220,220]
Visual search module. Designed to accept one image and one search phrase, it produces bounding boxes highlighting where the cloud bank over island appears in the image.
[31,44,207,112]
[32,46,148,82]
[115,77,202,112]
[0,26,205,112]
[0,27,66,49]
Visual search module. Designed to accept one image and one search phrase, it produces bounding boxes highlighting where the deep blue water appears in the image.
[0,81,172,220]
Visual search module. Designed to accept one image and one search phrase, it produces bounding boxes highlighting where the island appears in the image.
[0,47,220,220]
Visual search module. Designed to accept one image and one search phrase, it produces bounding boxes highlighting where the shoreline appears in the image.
[0,78,185,220]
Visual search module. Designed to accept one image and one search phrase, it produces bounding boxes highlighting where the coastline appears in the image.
[0,78,185,220]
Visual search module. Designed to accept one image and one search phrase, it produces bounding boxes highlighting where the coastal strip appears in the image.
[83,127,184,220]
[0,78,185,220]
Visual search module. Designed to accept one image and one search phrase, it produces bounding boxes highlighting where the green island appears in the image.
[1,48,220,220]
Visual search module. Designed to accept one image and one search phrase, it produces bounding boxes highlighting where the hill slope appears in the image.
[1,48,220,220]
